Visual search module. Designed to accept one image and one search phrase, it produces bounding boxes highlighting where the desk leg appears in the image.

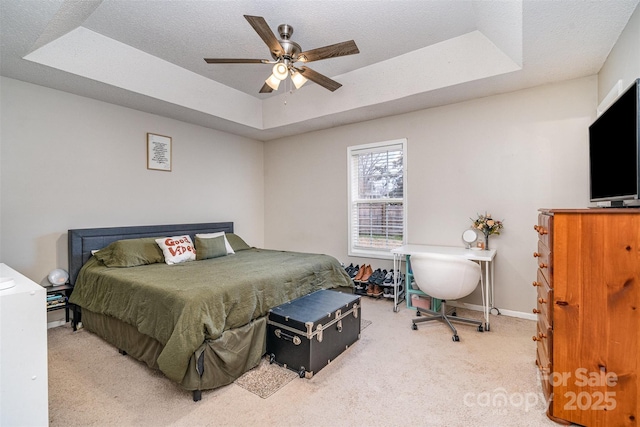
[483,261,491,331]
[393,254,398,312]
[489,259,500,317]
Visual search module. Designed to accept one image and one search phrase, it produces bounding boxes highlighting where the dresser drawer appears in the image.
[535,213,553,249]
[534,316,552,364]
[534,269,553,327]
[536,344,552,401]
[534,241,552,285]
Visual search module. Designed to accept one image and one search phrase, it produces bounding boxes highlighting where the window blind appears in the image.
[348,139,406,257]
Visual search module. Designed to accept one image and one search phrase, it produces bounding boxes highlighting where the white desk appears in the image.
[391,245,497,331]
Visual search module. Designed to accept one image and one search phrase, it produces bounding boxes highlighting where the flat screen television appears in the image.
[589,78,640,206]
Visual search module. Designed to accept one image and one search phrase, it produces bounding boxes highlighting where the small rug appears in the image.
[234,357,298,398]
[235,319,372,398]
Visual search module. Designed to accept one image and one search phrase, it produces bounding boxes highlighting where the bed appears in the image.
[67,222,353,401]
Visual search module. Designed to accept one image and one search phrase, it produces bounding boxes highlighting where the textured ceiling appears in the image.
[1,0,638,141]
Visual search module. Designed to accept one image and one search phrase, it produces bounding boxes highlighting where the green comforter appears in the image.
[70,248,353,383]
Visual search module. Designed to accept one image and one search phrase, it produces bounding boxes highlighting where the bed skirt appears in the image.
[81,309,267,393]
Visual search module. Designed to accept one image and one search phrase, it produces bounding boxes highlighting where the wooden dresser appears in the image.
[533,209,640,426]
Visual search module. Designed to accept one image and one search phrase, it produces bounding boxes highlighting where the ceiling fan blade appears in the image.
[298,40,359,63]
[244,15,284,57]
[297,66,342,92]
[204,58,271,64]
[259,82,274,93]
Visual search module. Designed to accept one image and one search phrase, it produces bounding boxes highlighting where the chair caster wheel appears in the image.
[477,325,484,332]
[298,367,306,378]
[269,353,276,364]
[452,335,460,342]
[416,310,421,316]
[412,323,418,330]
[451,311,457,317]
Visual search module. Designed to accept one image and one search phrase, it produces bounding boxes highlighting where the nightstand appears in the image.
[46,283,74,328]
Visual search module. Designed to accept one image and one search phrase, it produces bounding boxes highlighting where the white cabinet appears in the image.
[0,263,49,426]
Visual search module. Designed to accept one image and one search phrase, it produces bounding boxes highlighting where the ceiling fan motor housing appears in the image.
[271,24,301,63]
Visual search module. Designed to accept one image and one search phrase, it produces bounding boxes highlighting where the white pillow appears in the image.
[155,235,196,264]
[195,232,235,254]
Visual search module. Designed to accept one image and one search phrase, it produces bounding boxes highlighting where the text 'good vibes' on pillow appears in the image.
[155,235,196,264]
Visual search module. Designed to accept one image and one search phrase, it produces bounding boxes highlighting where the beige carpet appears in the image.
[235,318,373,398]
[47,298,560,427]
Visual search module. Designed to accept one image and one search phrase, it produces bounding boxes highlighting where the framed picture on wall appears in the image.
[147,133,172,171]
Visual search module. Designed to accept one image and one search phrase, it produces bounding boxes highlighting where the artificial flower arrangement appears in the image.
[471,212,504,236]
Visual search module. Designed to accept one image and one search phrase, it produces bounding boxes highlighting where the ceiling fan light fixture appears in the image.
[204,16,359,94]
[272,63,289,80]
[290,70,308,89]
[265,74,281,90]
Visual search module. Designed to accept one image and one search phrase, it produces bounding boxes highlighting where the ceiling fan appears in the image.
[204,15,360,93]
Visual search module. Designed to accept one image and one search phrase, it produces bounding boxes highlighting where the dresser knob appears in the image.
[532,281,541,287]
[538,297,547,304]
[533,335,540,342]
[538,332,547,339]
[539,262,548,269]
[538,227,548,235]
[533,308,541,314]
[533,252,541,258]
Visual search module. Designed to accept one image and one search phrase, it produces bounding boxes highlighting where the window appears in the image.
[348,139,407,258]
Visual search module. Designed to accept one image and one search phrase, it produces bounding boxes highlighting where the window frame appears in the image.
[347,138,407,259]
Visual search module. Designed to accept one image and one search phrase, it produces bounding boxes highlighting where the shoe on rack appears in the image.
[368,268,382,284]
[372,285,383,297]
[350,264,361,278]
[375,269,388,285]
[383,270,394,285]
[360,265,373,282]
[353,266,365,281]
[383,286,392,298]
[345,263,354,275]
[366,284,374,296]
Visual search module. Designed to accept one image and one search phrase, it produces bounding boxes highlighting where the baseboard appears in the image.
[47,319,66,329]
[448,301,537,321]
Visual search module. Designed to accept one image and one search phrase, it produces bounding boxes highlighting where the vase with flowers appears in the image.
[471,212,504,250]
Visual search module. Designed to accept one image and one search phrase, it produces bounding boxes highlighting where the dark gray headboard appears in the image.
[68,222,233,285]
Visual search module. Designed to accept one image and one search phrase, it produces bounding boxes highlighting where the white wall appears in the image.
[264,77,596,314]
[1,5,636,318]
[598,4,640,103]
[0,77,265,287]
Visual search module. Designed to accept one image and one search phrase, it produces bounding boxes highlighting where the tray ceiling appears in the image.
[1,0,638,140]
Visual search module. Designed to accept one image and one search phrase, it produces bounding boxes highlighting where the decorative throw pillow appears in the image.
[195,232,235,254]
[155,235,196,265]
[195,235,228,260]
[93,237,165,267]
[225,233,251,251]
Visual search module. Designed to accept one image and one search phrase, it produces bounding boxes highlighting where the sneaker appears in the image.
[350,264,360,278]
[383,287,392,298]
[375,269,388,285]
[368,268,382,284]
[383,270,394,285]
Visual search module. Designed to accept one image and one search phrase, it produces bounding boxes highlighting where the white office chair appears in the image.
[410,252,484,341]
